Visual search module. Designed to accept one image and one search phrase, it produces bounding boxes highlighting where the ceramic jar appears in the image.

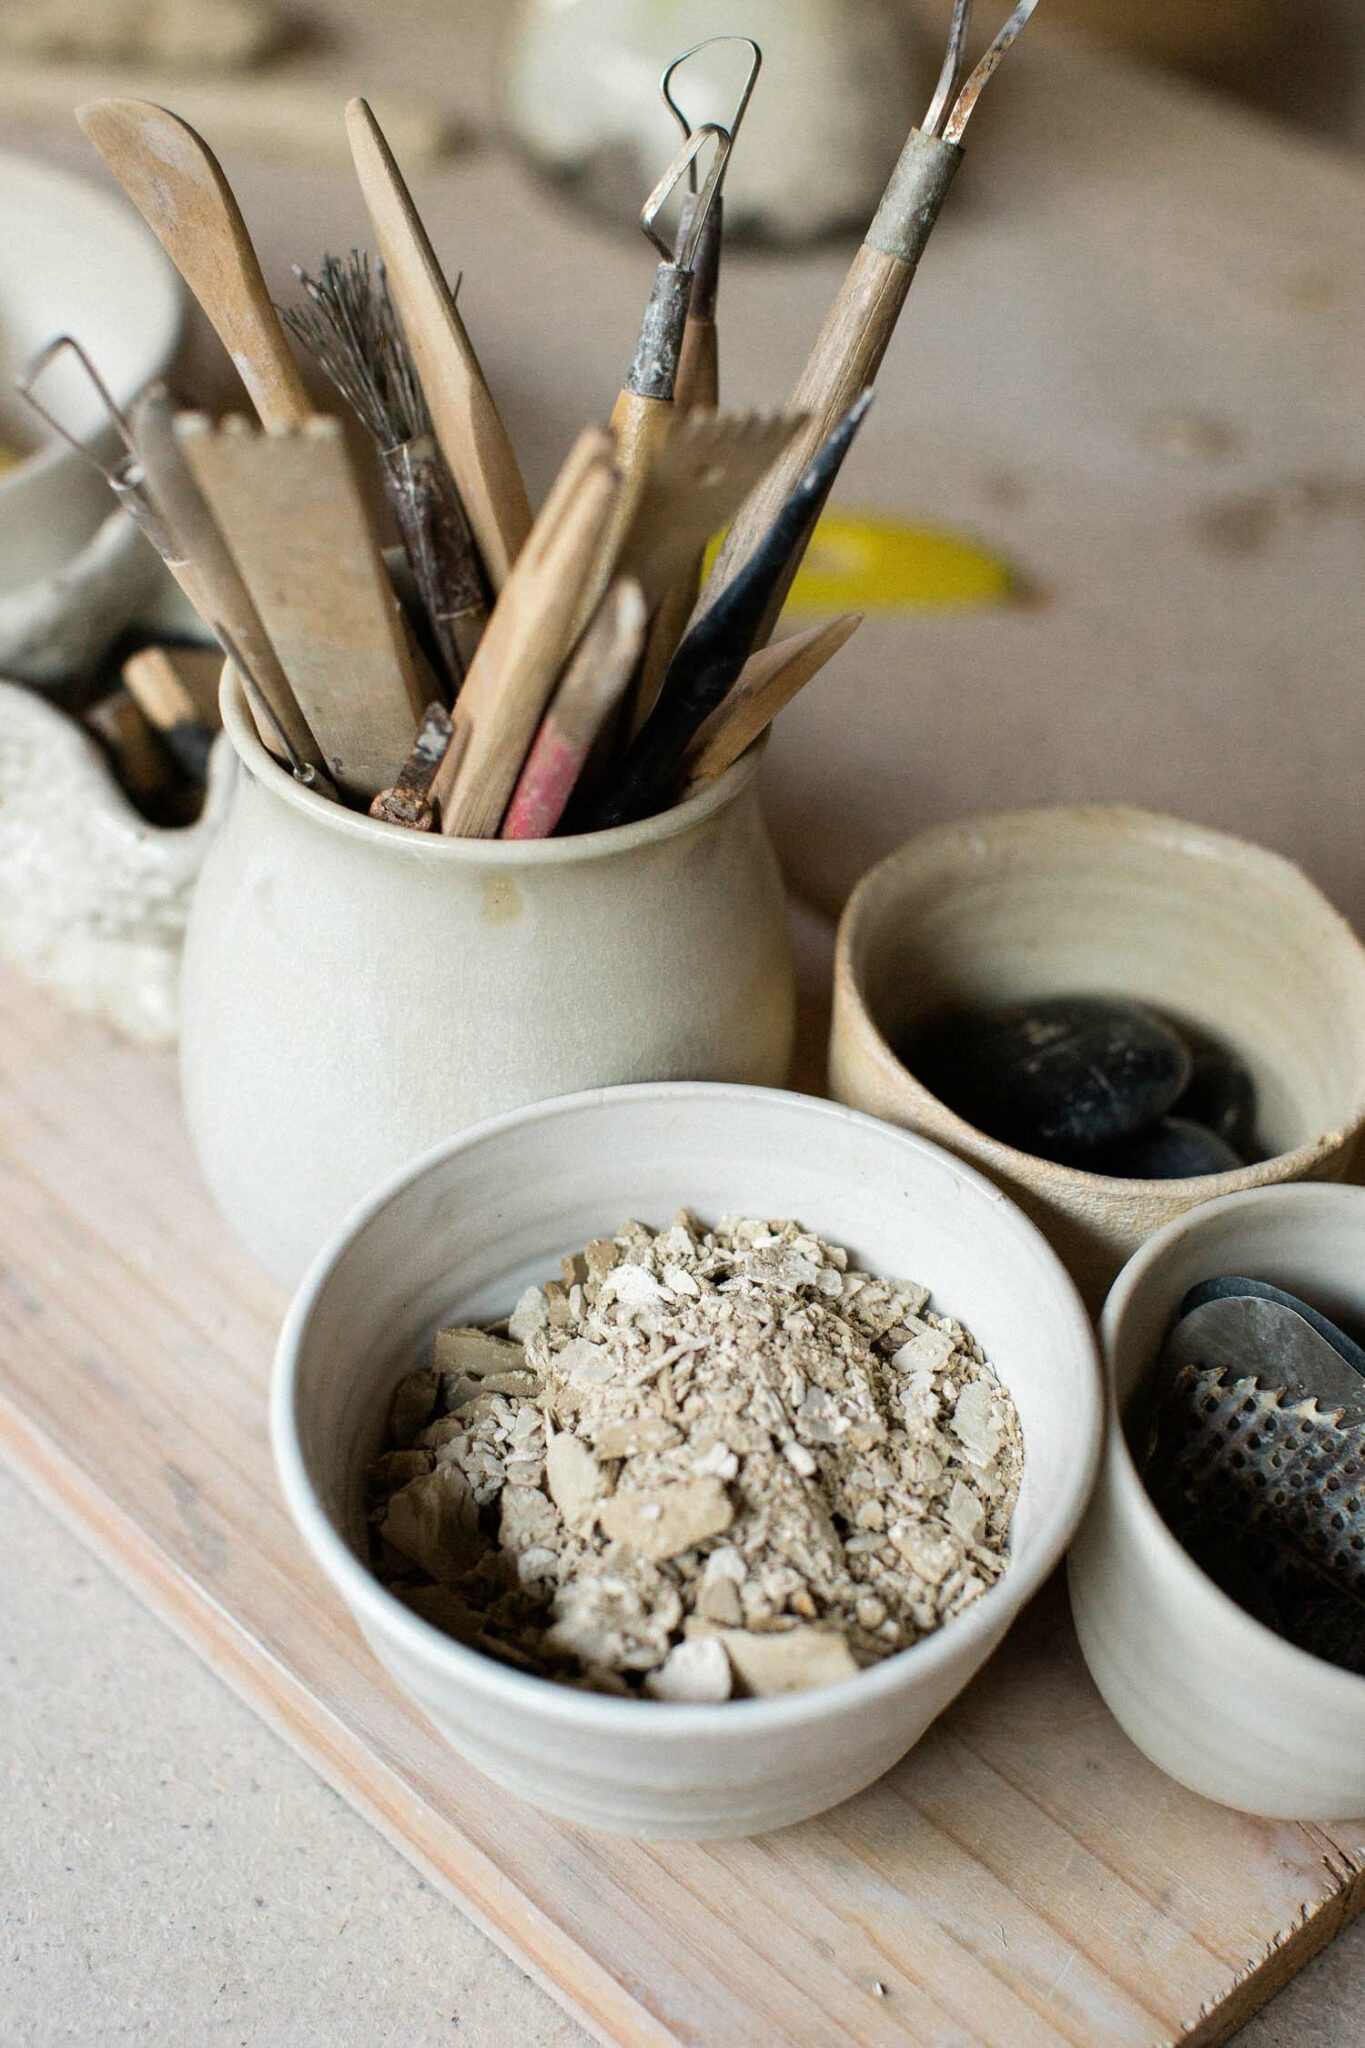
[179,675,795,1285]
[830,806,1365,1307]
[1069,1182,1365,1818]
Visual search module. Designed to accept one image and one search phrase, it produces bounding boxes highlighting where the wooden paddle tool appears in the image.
[501,580,647,840]
[347,96,532,591]
[178,412,427,803]
[78,97,311,432]
[682,613,863,792]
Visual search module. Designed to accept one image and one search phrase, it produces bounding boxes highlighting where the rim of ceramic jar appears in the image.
[1095,1180,1365,1707]
[834,803,1365,1202]
[0,149,183,501]
[271,1081,1102,1734]
[220,667,767,866]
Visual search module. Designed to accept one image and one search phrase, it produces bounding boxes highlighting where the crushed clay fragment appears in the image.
[365,1213,1023,1700]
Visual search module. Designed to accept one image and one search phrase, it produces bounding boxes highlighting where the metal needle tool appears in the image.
[699,0,1040,628]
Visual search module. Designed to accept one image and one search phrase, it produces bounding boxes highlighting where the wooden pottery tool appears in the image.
[370,701,456,831]
[129,384,325,770]
[617,406,806,732]
[347,96,532,591]
[121,644,222,781]
[700,0,1038,621]
[589,393,870,828]
[178,413,427,803]
[77,97,311,432]
[284,251,488,693]
[501,579,647,840]
[440,429,621,839]
[87,689,179,809]
[682,611,862,793]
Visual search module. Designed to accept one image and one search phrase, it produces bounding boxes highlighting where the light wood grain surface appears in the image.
[0,961,1360,2048]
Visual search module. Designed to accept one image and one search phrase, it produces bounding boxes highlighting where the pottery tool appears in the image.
[370,701,456,832]
[589,393,871,829]
[439,430,621,839]
[127,383,324,768]
[659,36,762,414]
[347,96,531,591]
[178,412,427,802]
[77,97,311,432]
[501,579,647,840]
[218,630,339,801]
[283,250,488,691]
[121,644,221,781]
[682,612,862,794]
[87,689,182,813]
[1160,1278,1365,1423]
[618,407,806,733]
[699,0,1038,625]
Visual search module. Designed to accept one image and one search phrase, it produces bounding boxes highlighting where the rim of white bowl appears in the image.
[0,150,183,495]
[220,666,767,862]
[272,1081,1103,1731]
[1098,1179,1365,1703]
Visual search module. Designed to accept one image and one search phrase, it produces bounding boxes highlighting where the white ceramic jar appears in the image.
[1069,1182,1365,1819]
[179,675,795,1284]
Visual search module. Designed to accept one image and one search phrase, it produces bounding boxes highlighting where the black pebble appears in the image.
[1176,1048,1259,1158]
[908,996,1193,1159]
[1093,1116,1244,1180]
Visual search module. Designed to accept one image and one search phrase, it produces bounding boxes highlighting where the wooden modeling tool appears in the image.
[589,393,869,828]
[218,635,340,803]
[284,251,488,693]
[178,413,427,802]
[681,612,862,792]
[370,702,455,831]
[347,96,532,591]
[440,429,621,838]
[77,97,311,432]
[87,691,180,812]
[502,579,647,840]
[618,407,805,732]
[121,644,222,780]
[700,0,1037,620]
[130,385,325,769]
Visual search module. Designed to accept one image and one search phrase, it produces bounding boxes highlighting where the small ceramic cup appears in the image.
[830,806,1365,1306]
[272,1082,1101,1839]
[180,676,795,1285]
[1068,1181,1365,1818]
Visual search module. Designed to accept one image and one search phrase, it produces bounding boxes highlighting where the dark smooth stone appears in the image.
[908,996,1192,1157]
[1094,1116,1242,1179]
[1180,1276,1365,1379]
[1176,1048,1259,1157]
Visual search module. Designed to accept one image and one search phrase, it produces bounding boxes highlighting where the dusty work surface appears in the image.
[0,967,1362,2048]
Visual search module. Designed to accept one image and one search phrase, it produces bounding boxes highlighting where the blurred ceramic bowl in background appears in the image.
[0,148,182,599]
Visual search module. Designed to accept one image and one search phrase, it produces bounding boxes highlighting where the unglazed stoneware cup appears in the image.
[180,677,795,1285]
[830,806,1365,1307]
[1069,1182,1365,1818]
[272,1083,1101,1839]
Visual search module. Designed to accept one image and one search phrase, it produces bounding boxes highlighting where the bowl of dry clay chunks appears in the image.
[271,1080,1100,1839]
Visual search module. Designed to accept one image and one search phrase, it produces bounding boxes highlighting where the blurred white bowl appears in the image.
[273,1083,1101,1839]
[0,149,182,595]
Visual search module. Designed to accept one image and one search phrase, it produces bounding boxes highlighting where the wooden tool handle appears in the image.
[78,97,310,433]
[347,97,532,590]
[682,613,862,792]
[704,244,907,610]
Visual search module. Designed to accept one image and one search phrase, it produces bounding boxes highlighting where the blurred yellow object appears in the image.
[785,512,1013,613]
[0,441,21,477]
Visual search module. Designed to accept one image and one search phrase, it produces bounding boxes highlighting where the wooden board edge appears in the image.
[0,1389,677,2048]
[1181,1837,1365,2046]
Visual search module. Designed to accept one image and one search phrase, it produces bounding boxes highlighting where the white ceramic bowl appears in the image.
[273,1082,1101,1839]
[1069,1182,1365,1819]
[0,150,182,594]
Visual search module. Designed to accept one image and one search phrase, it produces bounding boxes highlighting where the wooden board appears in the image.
[0,959,1361,2048]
